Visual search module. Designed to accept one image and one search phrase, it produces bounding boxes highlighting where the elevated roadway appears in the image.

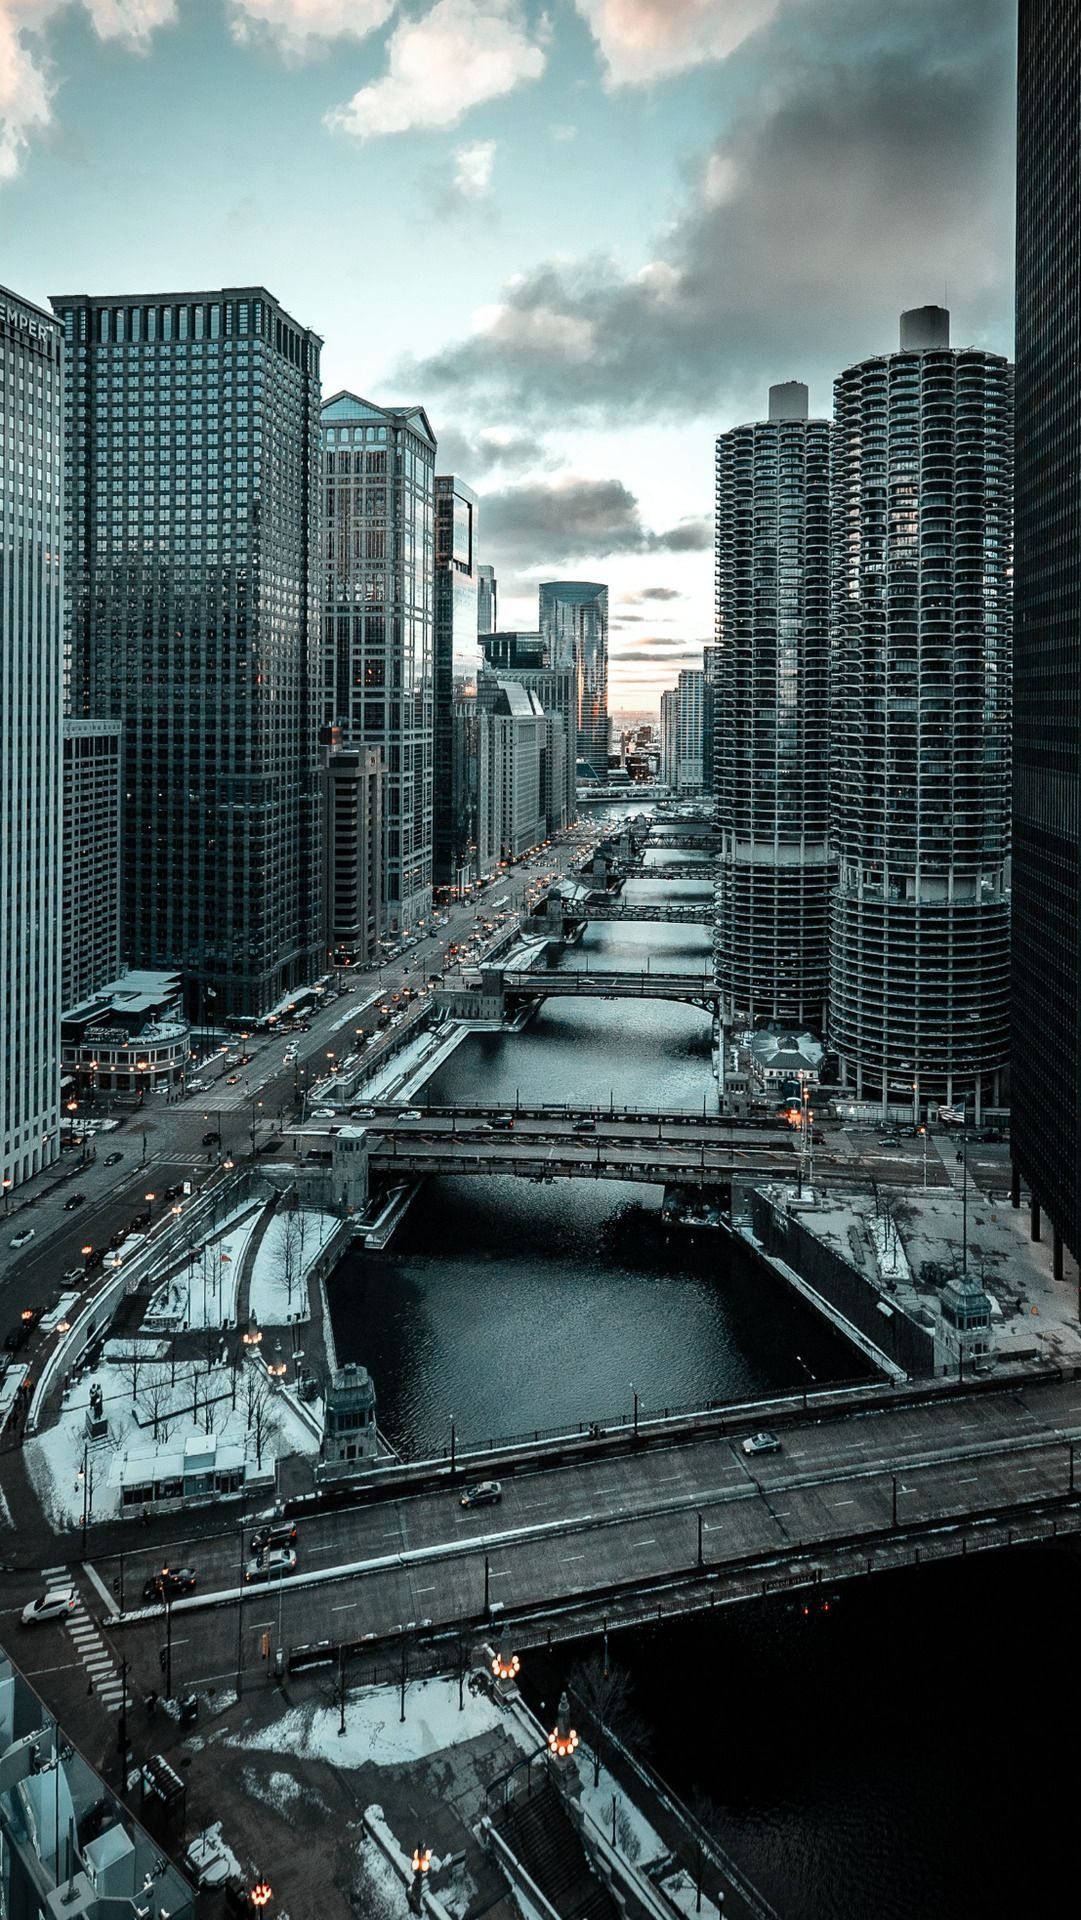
[549,900,714,927]
[90,1375,1081,1686]
[501,968,720,1010]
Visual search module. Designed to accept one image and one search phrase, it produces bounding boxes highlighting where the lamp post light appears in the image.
[267,1343,287,1390]
[408,1847,431,1915]
[81,1244,93,1271]
[2,1179,11,1217]
[243,1314,263,1358]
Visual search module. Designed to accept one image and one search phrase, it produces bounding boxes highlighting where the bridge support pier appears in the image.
[1010,1163,1021,1209]
[1054,1226,1064,1283]
[1030,1196,1041,1243]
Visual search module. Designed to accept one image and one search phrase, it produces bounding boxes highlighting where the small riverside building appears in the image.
[318,1361,379,1477]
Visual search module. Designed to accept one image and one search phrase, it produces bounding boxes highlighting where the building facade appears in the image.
[538,580,609,780]
[702,643,718,798]
[477,681,547,865]
[62,719,122,1013]
[320,731,383,968]
[675,666,705,791]
[1,286,63,1193]
[477,562,498,635]
[53,285,323,1024]
[1013,0,1081,1271]
[433,474,479,887]
[479,634,577,828]
[321,393,435,931]
[714,383,832,1030]
[828,309,1012,1114]
[660,687,679,787]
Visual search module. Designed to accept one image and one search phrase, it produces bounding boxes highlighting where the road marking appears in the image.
[562,1553,585,1562]
[631,1539,656,1547]
[828,1499,855,1508]
[43,1565,66,1577]
[414,1585,436,1594]
[957,1476,979,1485]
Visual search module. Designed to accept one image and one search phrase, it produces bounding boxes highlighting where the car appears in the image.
[250,1520,298,1555]
[9,1228,34,1249]
[3,1326,29,1353]
[741,1431,782,1456]
[486,1116,514,1131]
[311,1108,336,1120]
[63,1268,84,1284]
[398,1110,423,1122]
[85,1247,105,1271]
[226,1075,239,1085]
[63,1192,86,1211]
[201,1130,220,1146]
[460,1480,502,1508]
[572,1119,597,1134]
[163,1183,186,1202]
[108,1229,127,1250]
[131,1208,152,1229]
[103,1151,123,1167]
[244,1546,298,1583]
[21,1586,76,1626]
[350,1105,377,1120]
[142,1567,197,1602]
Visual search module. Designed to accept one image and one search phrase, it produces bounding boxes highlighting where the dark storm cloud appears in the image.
[629,588,685,602]
[479,475,710,561]
[431,423,551,478]
[406,0,1015,426]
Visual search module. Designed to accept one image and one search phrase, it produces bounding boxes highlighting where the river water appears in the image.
[327,801,1071,1917]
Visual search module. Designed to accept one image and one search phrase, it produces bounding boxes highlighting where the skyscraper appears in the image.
[54,285,323,1023]
[477,563,498,635]
[538,580,608,779]
[660,687,679,788]
[1,286,63,1192]
[674,667,705,792]
[714,383,831,1031]
[321,393,435,931]
[62,719,122,1013]
[1013,0,1081,1274]
[479,629,576,827]
[828,309,1012,1115]
[433,474,479,887]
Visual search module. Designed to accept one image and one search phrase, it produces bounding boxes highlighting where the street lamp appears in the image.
[2,1178,11,1216]
[267,1342,287,1389]
[243,1314,263,1354]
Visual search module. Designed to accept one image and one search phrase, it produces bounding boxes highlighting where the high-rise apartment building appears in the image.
[477,681,547,865]
[1013,0,1081,1273]
[828,309,1012,1114]
[674,667,705,792]
[53,285,323,1023]
[479,631,576,827]
[538,580,608,780]
[702,644,718,798]
[433,475,479,887]
[660,687,679,787]
[62,719,122,1012]
[714,383,831,1030]
[1,287,63,1192]
[321,730,383,968]
[321,393,435,931]
[477,563,498,635]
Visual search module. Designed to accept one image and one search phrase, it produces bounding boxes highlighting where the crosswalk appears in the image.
[42,1566,132,1714]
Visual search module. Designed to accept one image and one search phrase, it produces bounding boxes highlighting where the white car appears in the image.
[244,1546,297,1584]
[311,1108,337,1120]
[9,1228,34,1250]
[21,1586,76,1625]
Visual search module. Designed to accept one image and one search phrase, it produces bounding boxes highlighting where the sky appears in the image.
[0,0,1017,708]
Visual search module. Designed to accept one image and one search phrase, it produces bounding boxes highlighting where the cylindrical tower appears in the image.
[828,310,1012,1116]
[714,383,832,1030]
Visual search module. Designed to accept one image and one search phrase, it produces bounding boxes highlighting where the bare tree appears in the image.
[112,1343,149,1399]
[276,1212,302,1311]
[137,1366,171,1444]
[245,1376,279,1471]
[568,1655,645,1789]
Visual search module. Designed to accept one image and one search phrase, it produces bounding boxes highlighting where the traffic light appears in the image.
[112,1576,121,1598]
[159,1647,168,1672]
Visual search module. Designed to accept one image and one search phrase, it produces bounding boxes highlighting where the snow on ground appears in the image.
[660,1868,722,1918]
[235,1677,505,1770]
[247,1210,338,1326]
[145,1199,266,1331]
[868,1214,911,1283]
[25,1345,320,1528]
[0,1478,11,1528]
[577,1748,667,1866]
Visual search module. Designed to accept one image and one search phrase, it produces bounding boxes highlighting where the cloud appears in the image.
[453,138,496,199]
[621,587,685,602]
[480,474,710,562]
[432,423,551,476]
[325,0,545,140]
[0,0,175,180]
[574,0,782,87]
[227,0,395,55]
[407,0,1015,425]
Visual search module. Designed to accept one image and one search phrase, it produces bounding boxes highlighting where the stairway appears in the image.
[492,1780,618,1920]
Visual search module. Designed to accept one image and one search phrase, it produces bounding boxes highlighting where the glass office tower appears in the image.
[433,474,479,886]
[714,383,831,1031]
[321,393,435,931]
[0,286,63,1192]
[53,285,323,1023]
[538,580,608,780]
[1014,0,1081,1274]
[829,309,1012,1116]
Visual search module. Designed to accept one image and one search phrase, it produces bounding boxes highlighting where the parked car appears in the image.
[21,1587,76,1626]
[63,1192,86,1211]
[250,1520,298,1555]
[244,1547,298,1584]
[460,1480,502,1508]
[741,1431,782,1456]
[9,1228,34,1249]
[103,1151,123,1167]
[85,1247,105,1271]
[63,1268,84,1284]
[142,1567,197,1602]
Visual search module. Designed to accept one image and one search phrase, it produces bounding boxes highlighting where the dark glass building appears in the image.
[714,383,831,1031]
[53,286,323,1023]
[433,473,479,887]
[538,580,608,780]
[1013,0,1081,1274]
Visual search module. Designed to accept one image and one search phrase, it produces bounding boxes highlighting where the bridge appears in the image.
[99,1376,1081,1677]
[641,830,719,852]
[503,967,721,1010]
[532,896,715,928]
[622,859,717,881]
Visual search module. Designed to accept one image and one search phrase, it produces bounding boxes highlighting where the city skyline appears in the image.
[0,0,1016,702]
